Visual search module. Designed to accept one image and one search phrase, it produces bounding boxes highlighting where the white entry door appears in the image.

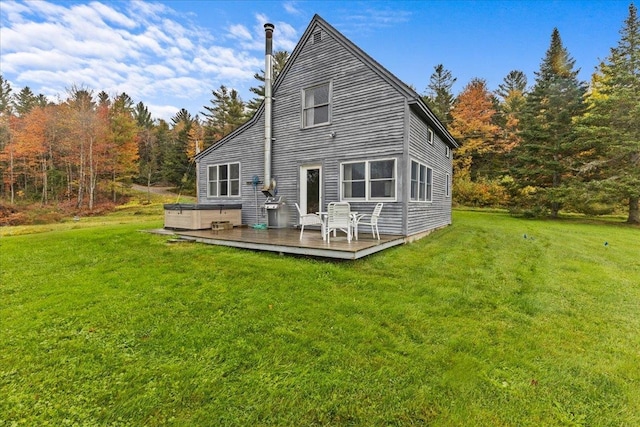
[300,165,322,215]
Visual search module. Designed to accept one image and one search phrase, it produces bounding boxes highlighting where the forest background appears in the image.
[0,4,638,225]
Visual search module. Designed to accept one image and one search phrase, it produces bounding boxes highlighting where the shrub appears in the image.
[453,176,509,207]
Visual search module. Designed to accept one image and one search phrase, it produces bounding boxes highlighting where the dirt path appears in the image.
[131,184,196,201]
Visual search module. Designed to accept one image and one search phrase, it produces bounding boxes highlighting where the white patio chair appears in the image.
[294,203,325,240]
[353,202,383,240]
[325,202,352,243]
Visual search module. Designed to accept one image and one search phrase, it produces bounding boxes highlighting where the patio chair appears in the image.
[325,202,352,243]
[353,202,383,240]
[294,203,325,240]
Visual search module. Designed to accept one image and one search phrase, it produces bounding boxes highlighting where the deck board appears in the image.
[160,227,405,259]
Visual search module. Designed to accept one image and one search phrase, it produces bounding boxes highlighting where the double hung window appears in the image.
[410,160,432,202]
[341,159,396,201]
[302,83,331,127]
[207,163,240,197]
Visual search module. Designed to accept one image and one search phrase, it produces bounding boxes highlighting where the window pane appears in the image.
[314,105,328,124]
[220,182,228,196]
[352,181,365,198]
[230,163,239,178]
[230,180,239,196]
[219,164,228,180]
[305,89,314,107]
[208,166,218,197]
[314,85,329,105]
[344,163,365,180]
[304,108,313,127]
[371,180,394,198]
[370,160,394,179]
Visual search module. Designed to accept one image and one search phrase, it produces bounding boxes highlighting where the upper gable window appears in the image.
[302,82,331,128]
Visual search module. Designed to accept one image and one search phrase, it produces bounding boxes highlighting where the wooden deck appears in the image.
[162,226,405,259]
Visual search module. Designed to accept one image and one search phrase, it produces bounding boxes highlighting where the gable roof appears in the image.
[196,14,457,161]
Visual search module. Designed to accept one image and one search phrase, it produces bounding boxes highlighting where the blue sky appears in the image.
[0,0,631,121]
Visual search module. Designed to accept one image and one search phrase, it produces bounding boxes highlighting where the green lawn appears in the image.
[1,210,639,426]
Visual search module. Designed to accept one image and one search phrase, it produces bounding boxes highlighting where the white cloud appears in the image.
[0,0,300,122]
[229,24,252,41]
[146,103,180,122]
[283,2,303,16]
[89,1,137,28]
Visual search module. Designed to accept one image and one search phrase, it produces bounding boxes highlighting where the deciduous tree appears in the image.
[449,78,500,179]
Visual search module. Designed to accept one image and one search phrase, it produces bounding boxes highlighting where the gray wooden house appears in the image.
[193,14,457,240]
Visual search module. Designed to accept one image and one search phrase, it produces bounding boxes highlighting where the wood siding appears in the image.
[196,17,454,238]
[407,113,453,235]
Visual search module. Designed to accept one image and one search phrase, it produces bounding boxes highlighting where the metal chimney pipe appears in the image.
[263,23,274,193]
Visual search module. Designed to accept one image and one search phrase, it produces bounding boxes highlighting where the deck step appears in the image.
[211,221,233,232]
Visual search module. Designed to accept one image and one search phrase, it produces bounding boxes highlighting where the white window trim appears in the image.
[410,159,433,202]
[207,162,241,198]
[301,81,332,128]
[446,173,451,198]
[340,158,397,202]
[427,128,434,145]
[445,145,451,158]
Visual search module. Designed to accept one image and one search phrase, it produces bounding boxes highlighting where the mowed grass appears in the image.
[0,210,638,426]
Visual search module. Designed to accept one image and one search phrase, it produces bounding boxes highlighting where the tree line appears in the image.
[425,4,639,223]
[0,51,289,212]
[0,5,637,223]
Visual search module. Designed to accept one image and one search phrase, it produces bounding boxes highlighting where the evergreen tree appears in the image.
[512,28,586,217]
[422,64,457,128]
[133,101,157,192]
[162,109,193,188]
[496,70,527,100]
[0,76,13,157]
[577,4,640,223]
[246,50,290,115]
[201,85,246,147]
[13,86,39,116]
[494,71,528,171]
[0,76,12,115]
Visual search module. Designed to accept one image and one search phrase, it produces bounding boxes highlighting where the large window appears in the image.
[207,162,240,197]
[341,159,396,201]
[302,82,331,127]
[411,160,432,202]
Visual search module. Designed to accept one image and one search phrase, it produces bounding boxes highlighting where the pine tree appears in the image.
[0,76,13,159]
[512,28,586,217]
[201,85,246,147]
[133,101,158,195]
[162,109,193,188]
[422,64,457,128]
[577,4,640,223]
[13,86,39,116]
[246,50,290,116]
[493,71,528,172]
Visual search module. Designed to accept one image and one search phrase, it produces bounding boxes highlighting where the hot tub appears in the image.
[164,204,242,230]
